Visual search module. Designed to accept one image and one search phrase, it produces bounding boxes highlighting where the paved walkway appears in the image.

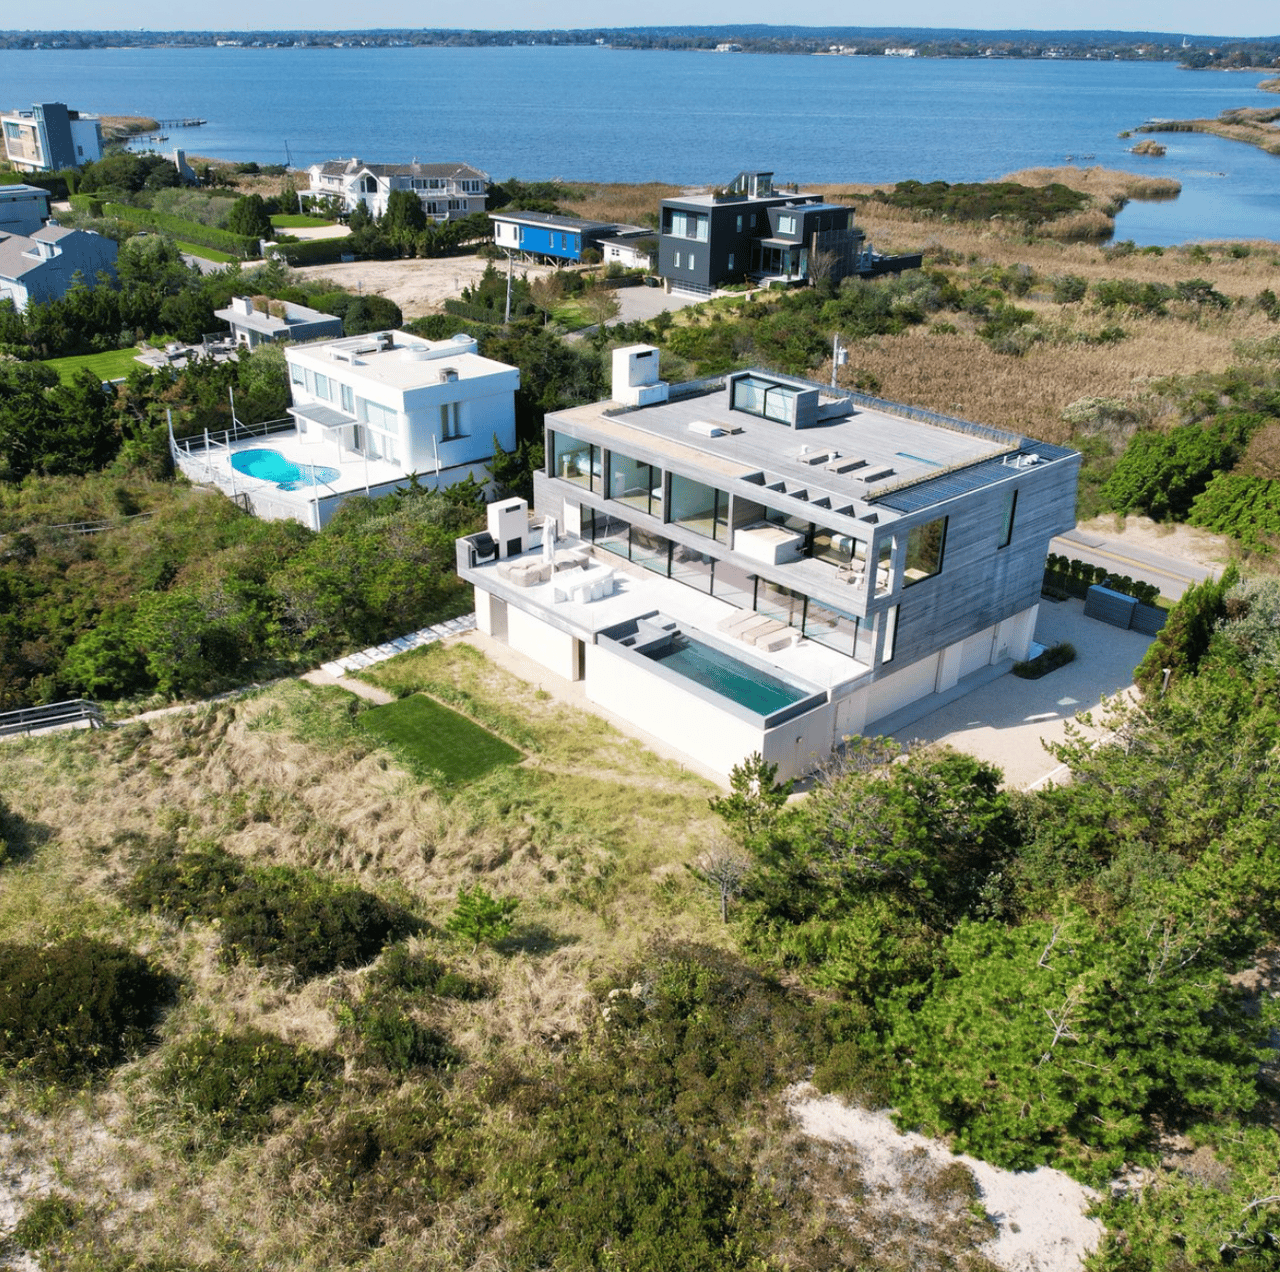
[317,614,477,677]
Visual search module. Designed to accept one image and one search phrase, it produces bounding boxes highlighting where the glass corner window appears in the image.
[904,517,947,585]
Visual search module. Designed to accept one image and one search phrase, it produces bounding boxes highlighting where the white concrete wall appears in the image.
[587,642,764,778]
[761,699,836,783]
[403,375,519,473]
[958,628,995,680]
[865,650,941,724]
[507,606,579,681]
[474,589,511,641]
[832,683,870,742]
[586,642,832,782]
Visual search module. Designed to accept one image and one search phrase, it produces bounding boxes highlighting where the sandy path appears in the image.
[789,1086,1104,1272]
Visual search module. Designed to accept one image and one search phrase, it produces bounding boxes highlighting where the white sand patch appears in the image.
[0,1132,48,1271]
[292,255,558,320]
[788,1085,1103,1272]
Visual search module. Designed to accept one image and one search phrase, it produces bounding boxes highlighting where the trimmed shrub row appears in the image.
[68,192,105,218]
[268,236,353,266]
[102,201,261,257]
[1043,554,1160,606]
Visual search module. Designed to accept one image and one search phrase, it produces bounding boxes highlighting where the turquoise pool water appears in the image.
[646,634,807,717]
[231,448,341,491]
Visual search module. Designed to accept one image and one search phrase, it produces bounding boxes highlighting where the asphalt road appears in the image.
[1051,528,1216,601]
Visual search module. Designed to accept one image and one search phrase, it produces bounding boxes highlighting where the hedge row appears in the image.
[268,236,353,266]
[102,201,261,257]
[1043,554,1161,606]
[68,192,104,217]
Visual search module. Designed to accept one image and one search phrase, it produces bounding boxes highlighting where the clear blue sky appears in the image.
[17,2,1280,38]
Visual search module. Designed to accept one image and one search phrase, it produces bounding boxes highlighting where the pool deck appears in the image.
[173,426,421,522]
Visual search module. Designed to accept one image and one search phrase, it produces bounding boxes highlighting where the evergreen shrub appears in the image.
[128,841,409,979]
[158,1027,337,1138]
[0,937,172,1081]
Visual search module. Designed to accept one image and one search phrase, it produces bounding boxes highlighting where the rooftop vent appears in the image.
[687,420,725,438]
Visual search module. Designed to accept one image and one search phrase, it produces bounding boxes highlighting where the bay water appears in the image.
[2,45,1278,243]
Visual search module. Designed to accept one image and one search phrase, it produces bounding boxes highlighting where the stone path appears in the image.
[317,614,477,677]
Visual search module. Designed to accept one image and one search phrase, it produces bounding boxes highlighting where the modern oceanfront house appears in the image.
[171,331,519,529]
[1,102,102,173]
[457,346,1079,781]
[658,170,920,295]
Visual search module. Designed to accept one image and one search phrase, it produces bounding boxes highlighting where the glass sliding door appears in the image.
[669,473,727,542]
[609,451,662,518]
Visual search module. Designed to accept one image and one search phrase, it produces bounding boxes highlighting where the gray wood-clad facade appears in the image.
[458,346,1080,779]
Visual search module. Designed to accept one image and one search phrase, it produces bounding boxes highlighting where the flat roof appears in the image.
[489,209,613,233]
[287,331,518,392]
[549,371,1071,526]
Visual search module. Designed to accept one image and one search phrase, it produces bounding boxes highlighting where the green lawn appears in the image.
[357,694,522,783]
[44,347,141,385]
[271,214,335,229]
[177,239,236,263]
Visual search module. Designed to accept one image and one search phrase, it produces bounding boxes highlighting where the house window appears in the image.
[804,598,860,659]
[998,489,1017,548]
[687,252,695,270]
[670,543,713,594]
[340,383,354,413]
[289,361,304,386]
[313,372,331,402]
[674,250,681,268]
[904,517,947,585]
[582,506,630,558]
[358,398,397,432]
[712,560,755,610]
[608,451,662,519]
[757,580,805,632]
[881,606,900,663]
[440,402,463,440]
[736,215,743,232]
[727,252,734,270]
[551,432,601,494]
[732,374,799,425]
[669,473,728,542]
[749,213,756,227]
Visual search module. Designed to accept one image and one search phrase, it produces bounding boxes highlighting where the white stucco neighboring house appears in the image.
[214,295,344,349]
[170,330,520,530]
[0,225,118,312]
[305,158,488,222]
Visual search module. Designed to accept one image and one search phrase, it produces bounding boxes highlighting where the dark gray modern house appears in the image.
[658,170,919,296]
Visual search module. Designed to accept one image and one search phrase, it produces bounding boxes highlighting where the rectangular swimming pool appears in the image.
[643,632,809,716]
